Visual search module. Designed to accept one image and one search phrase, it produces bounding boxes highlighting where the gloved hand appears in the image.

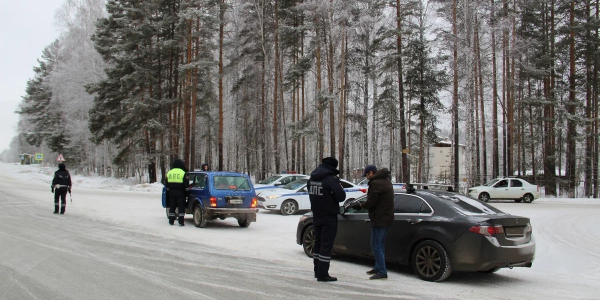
[68,188,71,194]
[51,187,54,193]
[351,203,362,211]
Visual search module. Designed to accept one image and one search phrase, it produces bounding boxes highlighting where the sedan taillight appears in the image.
[469,225,504,236]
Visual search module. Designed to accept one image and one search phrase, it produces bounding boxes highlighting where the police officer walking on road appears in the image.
[307,157,346,282]
[51,163,71,214]
[166,159,189,226]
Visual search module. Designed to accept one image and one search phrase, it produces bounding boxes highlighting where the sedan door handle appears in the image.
[365,219,371,223]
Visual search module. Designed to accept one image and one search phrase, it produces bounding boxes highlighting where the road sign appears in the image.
[57,154,65,162]
[35,153,43,161]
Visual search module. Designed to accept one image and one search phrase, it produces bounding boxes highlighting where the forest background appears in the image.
[2,0,599,198]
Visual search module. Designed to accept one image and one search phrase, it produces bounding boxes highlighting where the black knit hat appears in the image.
[322,157,338,169]
[58,163,66,170]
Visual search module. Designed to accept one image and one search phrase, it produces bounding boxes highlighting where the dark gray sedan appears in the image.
[296,190,535,281]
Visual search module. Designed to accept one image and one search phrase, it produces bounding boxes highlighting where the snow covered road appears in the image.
[0,163,599,299]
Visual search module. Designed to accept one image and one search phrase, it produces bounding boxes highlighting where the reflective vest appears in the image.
[167,168,186,183]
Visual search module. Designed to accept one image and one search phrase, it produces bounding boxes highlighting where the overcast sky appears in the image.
[0,0,65,152]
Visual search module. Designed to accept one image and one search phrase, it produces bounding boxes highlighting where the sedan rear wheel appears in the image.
[412,240,452,282]
[280,200,298,215]
[302,225,315,258]
[478,192,490,203]
[523,193,534,203]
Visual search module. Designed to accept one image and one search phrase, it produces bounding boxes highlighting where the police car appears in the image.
[253,174,309,191]
[257,178,367,215]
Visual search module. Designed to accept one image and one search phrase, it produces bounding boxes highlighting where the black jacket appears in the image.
[307,164,346,218]
[52,166,71,189]
[360,168,394,227]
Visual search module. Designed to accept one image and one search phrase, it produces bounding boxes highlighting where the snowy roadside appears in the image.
[2,162,164,193]
[2,162,600,299]
[5,162,598,203]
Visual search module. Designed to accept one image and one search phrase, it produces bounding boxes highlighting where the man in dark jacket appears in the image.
[166,159,190,226]
[352,165,394,279]
[201,163,210,171]
[51,163,72,214]
[307,157,346,282]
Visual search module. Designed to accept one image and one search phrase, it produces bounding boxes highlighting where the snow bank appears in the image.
[4,163,163,193]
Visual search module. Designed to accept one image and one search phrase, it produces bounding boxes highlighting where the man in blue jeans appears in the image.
[352,165,394,279]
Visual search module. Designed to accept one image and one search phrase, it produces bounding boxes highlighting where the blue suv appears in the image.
[162,171,258,227]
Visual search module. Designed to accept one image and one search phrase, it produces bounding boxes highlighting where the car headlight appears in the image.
[266,195,281,200]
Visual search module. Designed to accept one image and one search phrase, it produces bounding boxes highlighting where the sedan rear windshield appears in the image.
[438,194,504,215]
[214,176,251,191]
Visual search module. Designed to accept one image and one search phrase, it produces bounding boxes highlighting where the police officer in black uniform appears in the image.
[166,159,189,226]
[307,157,346,282]
[51,163,71,214]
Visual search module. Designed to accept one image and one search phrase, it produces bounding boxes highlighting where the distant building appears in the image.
[428,137,465,183]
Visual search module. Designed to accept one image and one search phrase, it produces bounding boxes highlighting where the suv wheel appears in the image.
[302,225,315,257]
[523,193,534,203]
[478,192,490,203]
[193,205,208,228]
[280,200,298,215]
[237,217,251,227]
[412,240,452,282]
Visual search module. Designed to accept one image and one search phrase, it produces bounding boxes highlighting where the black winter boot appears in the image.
[317,276,337,282]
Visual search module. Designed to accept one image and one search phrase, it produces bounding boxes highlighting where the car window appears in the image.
[340,181,353,188]
[282,179,309,190]
[438,194,504,215]
[279,176,294,185]
[483,178,500,186]
[191,174,207,189]
[510,179,523,187]
[346,198,368,214]
[258,175,281,184]
[214,176,251,190]
[420,202,432,214]
[394,195,424,214]
[495,180,508,188]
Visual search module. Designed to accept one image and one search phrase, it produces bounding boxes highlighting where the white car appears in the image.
[467,178,540,203]
[257,178,367,215]
[253,174,309,191]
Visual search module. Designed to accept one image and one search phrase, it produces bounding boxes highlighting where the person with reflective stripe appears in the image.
[166,159,189,226]
[51,163,71,214]
[307,157,346,282]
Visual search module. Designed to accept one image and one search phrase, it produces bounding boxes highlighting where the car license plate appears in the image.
[229,199,243,205]
[505,226,524,237]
